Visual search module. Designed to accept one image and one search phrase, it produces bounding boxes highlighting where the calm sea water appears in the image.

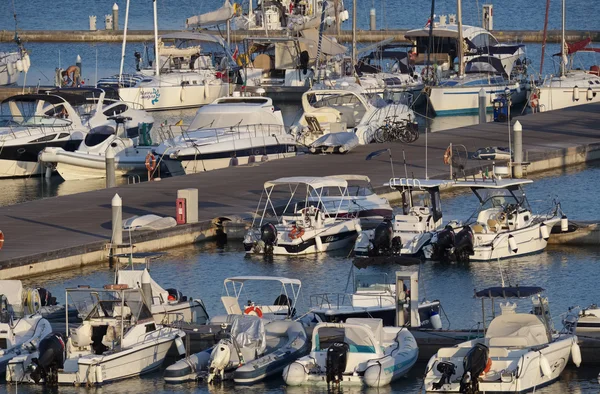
[0,162,598,393]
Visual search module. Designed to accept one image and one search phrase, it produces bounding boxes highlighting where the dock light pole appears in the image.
[505,87,512,173]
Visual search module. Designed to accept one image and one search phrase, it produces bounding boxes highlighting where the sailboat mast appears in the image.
[560,0,566,76]
[118,0,131,85]
[153,0,160,79]
[352,0,357,67]
[457,0,464,77]
[539,0,550,75]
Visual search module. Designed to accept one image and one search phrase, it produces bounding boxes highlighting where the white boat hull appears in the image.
[118,83,229,111]
[428,84,526,116]
[534,85,600,112]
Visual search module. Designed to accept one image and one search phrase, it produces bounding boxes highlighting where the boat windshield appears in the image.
[355,273,391,292]
[465,186,530,223]
[67,288,153,322]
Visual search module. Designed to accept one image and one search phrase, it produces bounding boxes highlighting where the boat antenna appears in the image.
[402,149,408,179]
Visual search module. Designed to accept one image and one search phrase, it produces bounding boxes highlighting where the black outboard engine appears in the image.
[37,288,57,307]
[431,225,455,262]
[431,361,456,390]
[370,220,394,256]
[167,288,186,302]
[326,342,349,386]
[260,223,278,254]
[453,227,474,263]
[459,343,489,394]
[273,294,295,318]
[30,333,66,385]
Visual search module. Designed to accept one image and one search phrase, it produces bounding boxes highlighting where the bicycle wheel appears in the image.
[374,126,387,143]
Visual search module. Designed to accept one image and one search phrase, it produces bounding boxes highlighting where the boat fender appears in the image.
[23,54,31,72]
[571,340,582,367]
[16,59,23,72]
[588,87,594,101]
[430,310,443,329]
[175,336,186,356]
[364,361,385,388]
[561,215,568,232]
[508,234,518,253]
[244,306,263,318]
[95,364,103,384]
[573,86,580,101]
[315,235,323,252]
[145,152,157,172]
[540,223,550,240]
[229,156,239,167]
[204,81,209,99]
[180,87,185,102]
[0,230,4,250]
[283,362,308,386]
[539,353,552,377]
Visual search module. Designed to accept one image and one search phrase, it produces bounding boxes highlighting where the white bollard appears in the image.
[478,88,487,124]
[513,120,523,178]
[106,146,116,188]
[111,193,123,247]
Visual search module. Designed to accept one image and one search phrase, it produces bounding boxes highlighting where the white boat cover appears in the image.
[123,215,177,231]
[0,280,23,312]
[117,270,169,305]
[485,314,549,347]
[231,315,267,354]
[345,318,383,352]
[310,132,359,153]
[188,98,281,131]
[186,0,234,28]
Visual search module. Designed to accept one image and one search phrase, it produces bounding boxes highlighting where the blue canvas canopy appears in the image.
[475,286,544,298]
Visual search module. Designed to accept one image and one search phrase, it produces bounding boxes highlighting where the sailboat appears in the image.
[529,0,600,112]
[0,5,31,86]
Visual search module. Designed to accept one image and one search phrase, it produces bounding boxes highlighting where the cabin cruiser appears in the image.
[98,32,232,111]
[243,177,361,256]
[0,281,53,377]
[0,93,89,178]
[355,178,446,258]
[292,82,418,147]
[284,318,418,387]
[154,96,296,176]
[424,286,580,392]
[7,286,185,385]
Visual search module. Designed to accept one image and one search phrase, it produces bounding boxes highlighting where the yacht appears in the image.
[424,286,580,392]
[243,177,361,256]
[154,95,296,176]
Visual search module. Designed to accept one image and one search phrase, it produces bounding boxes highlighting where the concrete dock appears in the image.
[1,103,600,279]
[1,29,598,44]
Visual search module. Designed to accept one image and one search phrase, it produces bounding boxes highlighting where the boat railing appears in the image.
[309,292,394,310]
[0,115,74,139]
[176,123,288,146]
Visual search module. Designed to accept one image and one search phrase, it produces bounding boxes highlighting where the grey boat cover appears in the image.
[186,0,234,28]
[231,315,267,355]
[310,132,359,154]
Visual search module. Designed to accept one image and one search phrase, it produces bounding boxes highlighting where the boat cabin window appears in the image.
[85,126,115,146]
[103,104,128,117]
[58,133,70,139]
[30,134,57,143]
[413,36,456,56]
[145,322,157,333]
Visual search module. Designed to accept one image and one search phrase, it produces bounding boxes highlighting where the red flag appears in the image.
[232,45,239,60]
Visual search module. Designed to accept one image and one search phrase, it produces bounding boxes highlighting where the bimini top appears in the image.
[1,93,85,106]
[387,178,448,189]
[326,174,370,183]
[475,286,544,298]
[449,179,533,189]
[264,177,348,190]
[224,276,302,286]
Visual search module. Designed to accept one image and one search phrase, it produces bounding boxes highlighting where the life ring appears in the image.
[443,146,452,165]
[530,92,539,108]
[0,231,4,250]
[421,65,435,81]
[244,306,263,318]
[145,152,157,172]
[289,225,305,239]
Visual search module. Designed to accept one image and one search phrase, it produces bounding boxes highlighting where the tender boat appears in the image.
[425,178,566,262]
[283,318,418,387]
[7,285,185,386]
[154,95,296,176]
[424,286,580,393]
[355,178,446,258]
[164,315,308,384]
[309,132,359,154]
[243,177,361,256]
[0,281,53,377]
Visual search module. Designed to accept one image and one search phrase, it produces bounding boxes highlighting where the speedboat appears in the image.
[7,285,185,386]
[243,177,361,256]
[154,95,296,176]
[355,178,446,258]
[292,82,418,147]
[424,286,580,392]
[0,280,52,377]
[164,315,308,384]
[425,178,567,262]
[283,318,418,387]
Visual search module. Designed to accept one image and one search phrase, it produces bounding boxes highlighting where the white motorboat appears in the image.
[164,315,308,384]
[355,178,446,258]
[0,281,53,377]
[98,32,231,111]
[283,318,418,387]
[424,286,580,393]
[154,96,296,176]
[243,177,361,256]
[292,82,418,146]
[425,178,566,262]
[0,93,89,178]
[7,285,185,386]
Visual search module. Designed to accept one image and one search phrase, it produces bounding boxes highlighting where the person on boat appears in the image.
[61,65,81,87]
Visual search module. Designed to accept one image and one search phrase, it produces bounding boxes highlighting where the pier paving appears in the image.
[1,103,600,276]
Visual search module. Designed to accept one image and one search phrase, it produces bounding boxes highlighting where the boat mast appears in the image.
[352,0,357,68]
[153,0,161,79]
[539,0,550,75]
[457,0,464,77]
[560,0,566,76]
[118,0,131,85]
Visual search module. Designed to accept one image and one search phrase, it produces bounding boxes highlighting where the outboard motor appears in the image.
[167,288,186,302]
[460,343,489,394]
[0,294,9,323]
[30,333,66,385]
[453,226,474,263]
[431,226,455,262]
[37,288,57,307]
[274,294,295,318]
[260,223,278,254]
[431,361,456,390]
[326,342,349,386]
[370,220,394,256]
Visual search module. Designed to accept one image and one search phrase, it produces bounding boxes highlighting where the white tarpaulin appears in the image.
[186,0,234,28]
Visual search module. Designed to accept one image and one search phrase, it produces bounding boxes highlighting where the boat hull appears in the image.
[428,84,526,116]
[534,85,600,112]
[0,139,81,178]
[118,83,229,111]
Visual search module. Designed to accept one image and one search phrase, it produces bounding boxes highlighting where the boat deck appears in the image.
[1,103,600,274]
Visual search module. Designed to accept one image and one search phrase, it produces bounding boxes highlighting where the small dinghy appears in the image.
[472,146,511,161]
[164,315,308,384]
[283,318,418,387]
[309,132,359,154]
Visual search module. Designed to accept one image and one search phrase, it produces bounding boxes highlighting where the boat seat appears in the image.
[488,347,509,358]
[472,224,485,233]
[304,115,323,134]
[488,336,529,348]
[487,219,499,232]
[222,296,243,315]
[101,324,120,348]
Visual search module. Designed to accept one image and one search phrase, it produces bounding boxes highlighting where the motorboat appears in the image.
[0,280,52,377]
[97,32,231,111]
[472,146,511,161]
[243,177,361,256]
[0,93,89,178]
[7,285,185,386]
[154,96,296,176]
[38,88,155,180]
[283,318,418,387]
[164,315,308,384]
[355,178,446,258]
[424,286,580,393]
[425,178,567,262]
[315,175,392,228]
[292,82,418,146]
